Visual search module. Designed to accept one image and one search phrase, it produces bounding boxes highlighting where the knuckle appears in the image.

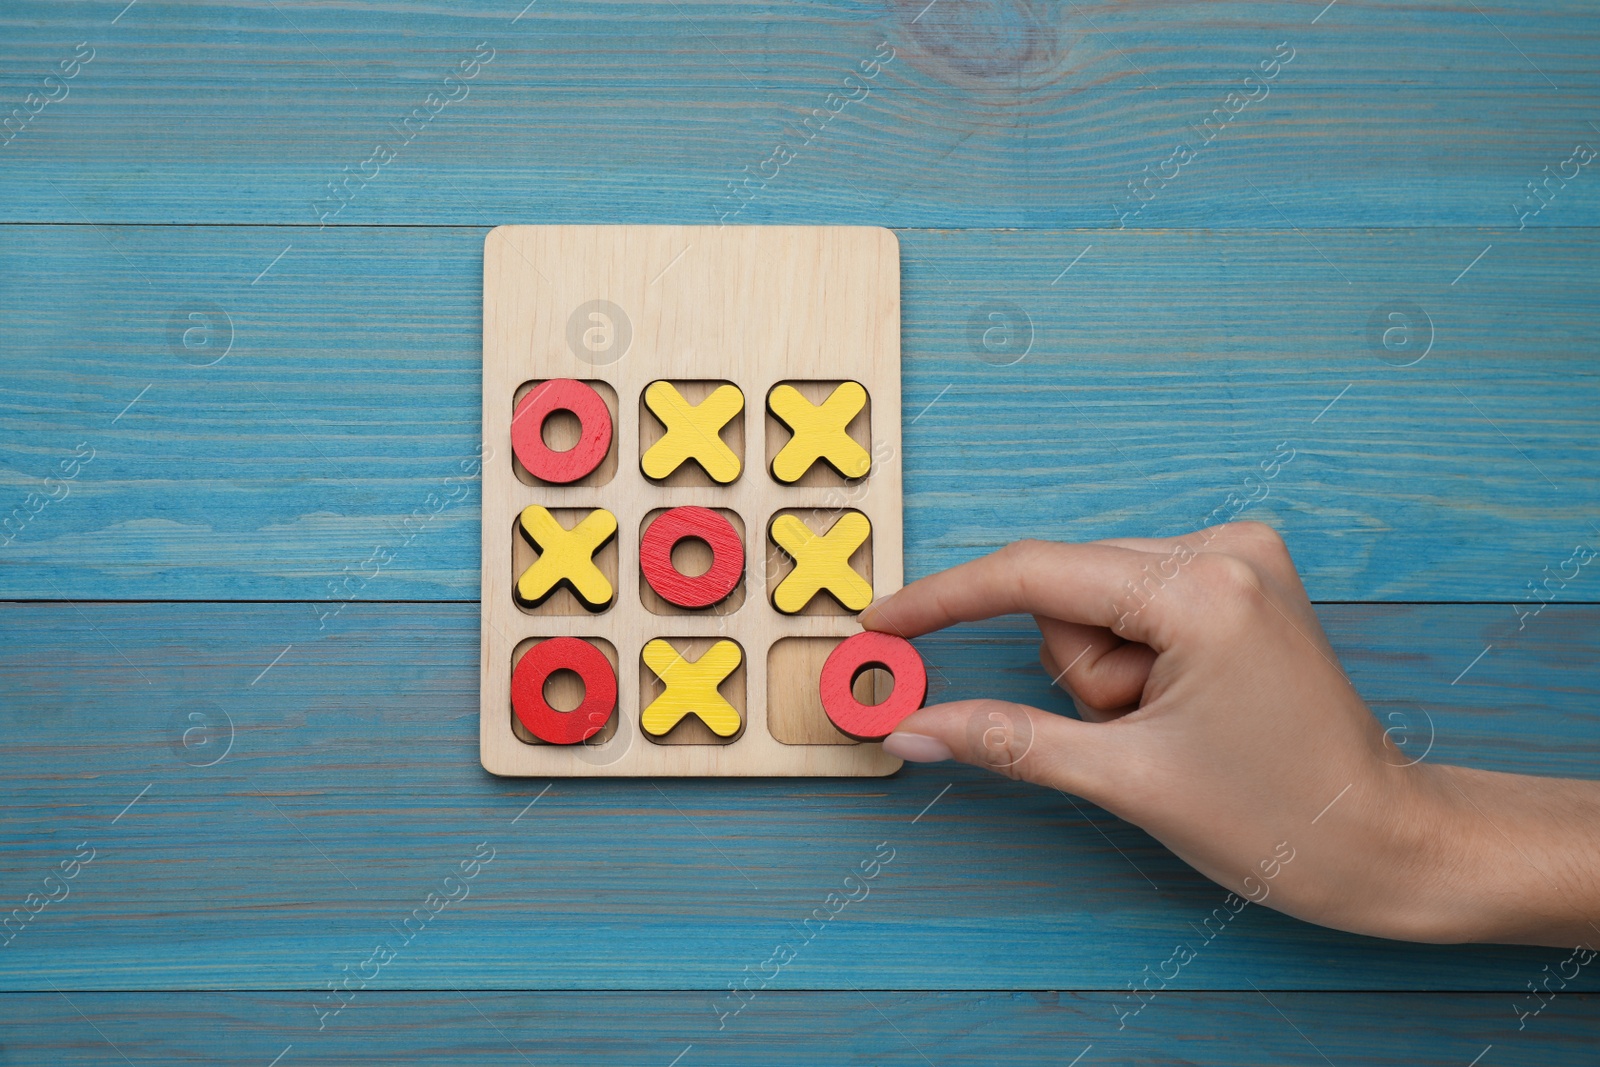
[1223,522,1298,586]
[1189,554,1267,616]
[1225,520,1288,558]
[1226,519,1276,541]
[1002,538,1049,566]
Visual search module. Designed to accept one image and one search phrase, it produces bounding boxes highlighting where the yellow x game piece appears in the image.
[767,382,871,483]
[769,511,872,614]
[515,506,617,610]
[640,639,743,737]
[640,381,743,483]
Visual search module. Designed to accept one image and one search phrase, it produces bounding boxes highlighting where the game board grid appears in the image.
[480,224,901,776]
[504,375,880,755]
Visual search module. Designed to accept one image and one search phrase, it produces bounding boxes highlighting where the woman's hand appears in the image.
[862,522,1600,948]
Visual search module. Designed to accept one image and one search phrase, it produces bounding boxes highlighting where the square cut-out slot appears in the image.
[512,507,619,616]
[767,637,894,746]
[511,636,621,747]
[639,637,747,746]
[639,507,747,617]
[764,508,873,616]
[511,379,619,488]
[765,379,873,487]
[638,379,746,487]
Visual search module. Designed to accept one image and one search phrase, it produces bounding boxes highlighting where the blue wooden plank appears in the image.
[1,991,1596,1066]
[0,4,1597,227]
[1,225,1595,601]
[0,601,1594,991]
[1,0,1593,1047]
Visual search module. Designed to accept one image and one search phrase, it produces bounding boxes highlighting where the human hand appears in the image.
[861,522,1600,947]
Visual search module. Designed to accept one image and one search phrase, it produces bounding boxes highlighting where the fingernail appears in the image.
[882,732,953,763]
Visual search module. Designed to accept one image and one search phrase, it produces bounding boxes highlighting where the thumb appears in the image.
[882,699,1123,802]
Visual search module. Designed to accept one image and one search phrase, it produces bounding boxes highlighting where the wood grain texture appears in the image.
[639,506,745,609]
[1,225,1594,602]
[510,635,617,744]
[640,636,745,739]
[2,0,1598,1033]
[1,991,1596,1066]
[769,382,873,483]
[769,511,874,614]
[2,4,1599,227]
[508,378,613,484]
[479,225,904,776]
[0,600,1595,990]
[510,635,621,747]
[767,636,867,745]
[640,381,744,484]
[819,630,928,740]
[513,505,617,610]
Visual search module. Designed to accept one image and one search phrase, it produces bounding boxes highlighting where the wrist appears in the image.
[1289,762,1479,944]
[1281,761,1519,944]
[1378,763,1600,946]
[1248,762,1480,944]
[1370,763,1508,943]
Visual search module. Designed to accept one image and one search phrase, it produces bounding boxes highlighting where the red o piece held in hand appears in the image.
[511,379,612,484]
[640,506,744,609]
[820,631,928,741]
[511,637,617,745]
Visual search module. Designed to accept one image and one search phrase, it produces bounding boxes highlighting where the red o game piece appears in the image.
[640,506,744,609]
[510,379,612,484]
[511,636,617,745]
[820,631,928,741]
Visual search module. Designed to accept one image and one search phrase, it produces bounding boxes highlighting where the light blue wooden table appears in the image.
[2,1,1597,1062]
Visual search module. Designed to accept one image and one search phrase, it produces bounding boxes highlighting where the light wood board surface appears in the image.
[481,225,903,775]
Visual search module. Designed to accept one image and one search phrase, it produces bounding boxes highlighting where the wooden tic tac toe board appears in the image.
[480,225,907,776]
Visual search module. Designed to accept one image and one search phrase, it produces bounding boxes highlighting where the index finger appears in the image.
[860,540,1179,649]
